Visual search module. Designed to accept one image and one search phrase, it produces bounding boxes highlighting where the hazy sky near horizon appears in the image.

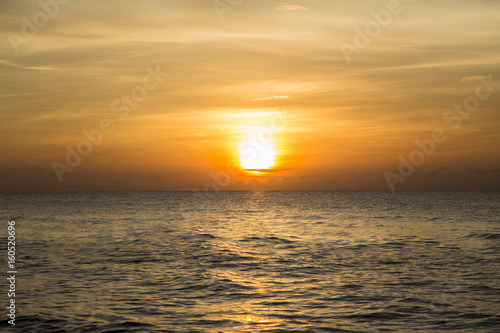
[1,0,499,191]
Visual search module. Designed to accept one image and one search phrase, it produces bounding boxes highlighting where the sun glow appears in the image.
[238,132,277,171]
[231,111,289,173]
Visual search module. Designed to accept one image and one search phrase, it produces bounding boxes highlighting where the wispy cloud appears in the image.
[458,75,487,83]
[23,166,42,172]
[245,168,290,173]
[0,93,44,98]
[252,96,289,102]
[416,167,449,176]
[0,59,59,71]
[276,3,309,11]
[466,168,499,175]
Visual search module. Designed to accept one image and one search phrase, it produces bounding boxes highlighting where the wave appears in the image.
[464,232,500,240]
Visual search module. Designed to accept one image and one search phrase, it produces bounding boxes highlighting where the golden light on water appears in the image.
[243,315,271,323]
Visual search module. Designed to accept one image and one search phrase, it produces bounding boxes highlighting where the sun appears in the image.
[238,137,276,170]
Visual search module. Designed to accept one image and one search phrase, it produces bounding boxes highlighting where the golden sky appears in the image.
[1,0,499,191]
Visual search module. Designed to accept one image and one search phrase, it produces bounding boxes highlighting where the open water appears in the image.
[0,191,499,332]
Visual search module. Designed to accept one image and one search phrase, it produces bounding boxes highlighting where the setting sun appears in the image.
[238,135,276,170]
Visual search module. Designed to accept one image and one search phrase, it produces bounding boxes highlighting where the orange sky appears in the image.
[1,0,499,191]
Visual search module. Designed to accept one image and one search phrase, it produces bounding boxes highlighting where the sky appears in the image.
[0,0,499,191]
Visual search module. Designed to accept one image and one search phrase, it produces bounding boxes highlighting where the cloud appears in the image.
[245,168,290,173]
[458,75,487,83]
[404,43,424,48]
[276,3,309,11]
[252,96,289,102]
[23,166,42,172]
[417,167,449,176]
[0,93,43,98]
[430,167,448,174]
[466,168,500,175]
[0,59,59,71]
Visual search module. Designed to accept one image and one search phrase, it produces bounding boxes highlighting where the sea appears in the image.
[0,191,499,332]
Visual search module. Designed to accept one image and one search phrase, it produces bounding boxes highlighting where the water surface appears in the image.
[0,191,499,332]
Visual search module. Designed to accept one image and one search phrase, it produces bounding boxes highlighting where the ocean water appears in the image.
[0,191,499,332]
